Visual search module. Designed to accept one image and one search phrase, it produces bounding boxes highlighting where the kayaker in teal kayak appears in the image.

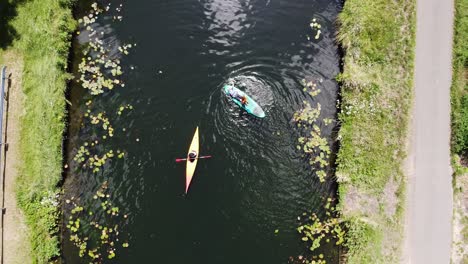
[240,96,248,105]
[228,86,248,105]
[224,85,265,118]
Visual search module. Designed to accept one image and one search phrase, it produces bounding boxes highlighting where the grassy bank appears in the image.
[451,0,468,157]
[451,0,468,262]
[336,0,415,262]
[1,0,76,262]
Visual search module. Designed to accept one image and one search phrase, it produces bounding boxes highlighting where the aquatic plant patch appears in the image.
[293,79,333,183]
[289,198,345,264]
[65,182,130,262]
[65,2,136,262]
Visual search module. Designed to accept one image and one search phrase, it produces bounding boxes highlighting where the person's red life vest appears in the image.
[241,96,247,105]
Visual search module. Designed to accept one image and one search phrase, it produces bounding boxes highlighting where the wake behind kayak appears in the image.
[223,85,266,118]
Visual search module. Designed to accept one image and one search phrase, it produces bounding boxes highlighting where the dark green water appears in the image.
[62,0,342,263]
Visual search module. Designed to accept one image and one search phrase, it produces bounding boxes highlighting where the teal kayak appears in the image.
[224,85,265,118]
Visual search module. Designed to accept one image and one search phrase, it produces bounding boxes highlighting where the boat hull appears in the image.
[185,126,199,193]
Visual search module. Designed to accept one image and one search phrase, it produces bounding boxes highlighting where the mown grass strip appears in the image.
[336,0,415,262]
[451,0,468,262]
[6,0,76,262]
[451,0,468,157]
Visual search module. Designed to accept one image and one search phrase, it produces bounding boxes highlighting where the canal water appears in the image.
[62,0,342,263]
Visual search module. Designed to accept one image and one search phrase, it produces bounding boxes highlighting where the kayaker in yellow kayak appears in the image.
[188,150,197,162]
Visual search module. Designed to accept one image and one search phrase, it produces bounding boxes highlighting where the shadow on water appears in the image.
[0,0,25,49]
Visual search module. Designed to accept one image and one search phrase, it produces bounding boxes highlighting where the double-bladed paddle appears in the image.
[175,155,212,162]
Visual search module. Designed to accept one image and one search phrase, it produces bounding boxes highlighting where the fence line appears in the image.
[1,65,7,264]
[1,66,6,167]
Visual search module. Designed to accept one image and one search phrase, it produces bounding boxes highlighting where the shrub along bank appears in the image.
[5,0,75,262]
[336,0,415,262]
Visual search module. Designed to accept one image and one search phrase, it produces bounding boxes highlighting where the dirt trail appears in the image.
[403,0,454,263]
[1,51,31,263]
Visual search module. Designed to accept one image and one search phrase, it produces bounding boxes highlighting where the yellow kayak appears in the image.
[185,126,199,193]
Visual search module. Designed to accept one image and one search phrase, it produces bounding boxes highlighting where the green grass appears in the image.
[2,0,76,262]
[344,218,383,263]
[451,0,468,262]
[451,0,468,157]
[336,0,415,262]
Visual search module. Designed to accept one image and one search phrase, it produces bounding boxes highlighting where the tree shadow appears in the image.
[0,0,26,49]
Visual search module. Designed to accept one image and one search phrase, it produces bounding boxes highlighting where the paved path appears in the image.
[405,0,454,263]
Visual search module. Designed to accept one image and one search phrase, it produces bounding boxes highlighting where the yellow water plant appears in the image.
[65,182,129,263]
[293,80,332,182]
[67,2,134,261]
